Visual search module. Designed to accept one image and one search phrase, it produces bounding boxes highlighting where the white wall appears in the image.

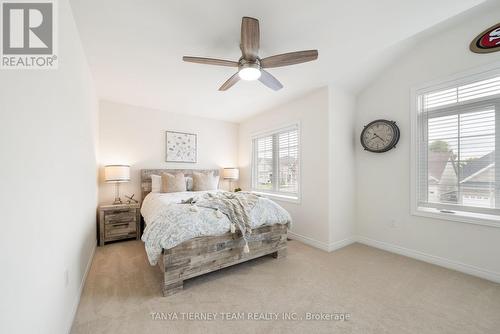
[239,87,356,249]
[329,88,356,247]
[98,101,239,204]
[355,2,500,280]
[239,88,330,245]
[0,1,98,333]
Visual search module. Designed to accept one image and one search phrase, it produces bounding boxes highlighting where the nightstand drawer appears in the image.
[104,210,136,224]
[105,220,136,237]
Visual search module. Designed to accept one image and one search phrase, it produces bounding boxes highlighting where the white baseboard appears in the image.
[287,231,500,283]
[66,242,96,334]
[356,236,500,284]
[287,231,356,252]
[328,237,357,252]
[288,231,330,251]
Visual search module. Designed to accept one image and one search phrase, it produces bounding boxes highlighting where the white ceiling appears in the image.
[70,0,485,122]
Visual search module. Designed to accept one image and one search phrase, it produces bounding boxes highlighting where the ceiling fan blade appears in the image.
[219,72,241,91]
[240,17,260,60]
[261,50,318,68]
[183,56,238,67]
[259,70,283,91]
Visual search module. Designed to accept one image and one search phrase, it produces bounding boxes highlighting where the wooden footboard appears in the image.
[158,223,288,296]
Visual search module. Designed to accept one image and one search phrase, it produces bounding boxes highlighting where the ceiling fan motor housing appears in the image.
[238,57,261,70]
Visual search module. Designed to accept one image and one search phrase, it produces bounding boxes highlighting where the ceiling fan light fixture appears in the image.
[238,66,261,81]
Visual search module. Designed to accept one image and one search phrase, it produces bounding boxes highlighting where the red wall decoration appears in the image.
[470,23,500,54]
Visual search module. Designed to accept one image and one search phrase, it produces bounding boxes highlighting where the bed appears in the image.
[140,169,290,296]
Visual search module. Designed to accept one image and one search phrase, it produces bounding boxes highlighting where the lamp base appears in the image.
[113,183,123,205]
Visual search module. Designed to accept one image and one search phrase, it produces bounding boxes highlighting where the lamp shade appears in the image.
[223,168,239,180]
[104,165,130,183]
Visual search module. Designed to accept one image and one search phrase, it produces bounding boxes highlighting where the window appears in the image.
[252,125,300,200]
[412,66,500,225]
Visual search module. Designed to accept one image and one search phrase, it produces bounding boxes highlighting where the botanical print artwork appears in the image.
[166,131,197,163]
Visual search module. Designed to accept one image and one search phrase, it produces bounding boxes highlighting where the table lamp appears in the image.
[223,168,239,192]
[104,165,130,204]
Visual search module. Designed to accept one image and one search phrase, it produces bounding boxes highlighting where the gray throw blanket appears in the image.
[182,192,259,252]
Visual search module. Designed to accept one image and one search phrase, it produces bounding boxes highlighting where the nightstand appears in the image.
[98,203,141,246]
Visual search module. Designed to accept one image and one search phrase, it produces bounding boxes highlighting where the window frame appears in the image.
[410,62,500,228]
[251,123,301,203]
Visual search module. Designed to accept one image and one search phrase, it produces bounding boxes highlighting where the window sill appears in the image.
[412,206,500,228]
[251,191,300,204]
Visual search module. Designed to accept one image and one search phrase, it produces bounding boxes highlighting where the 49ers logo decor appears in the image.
[470,23,500,54]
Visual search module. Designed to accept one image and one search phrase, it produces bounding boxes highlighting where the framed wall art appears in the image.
[165,131,197,163]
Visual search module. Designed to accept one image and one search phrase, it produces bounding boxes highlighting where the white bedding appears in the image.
[141,190,220,223]
[141,190,291,265]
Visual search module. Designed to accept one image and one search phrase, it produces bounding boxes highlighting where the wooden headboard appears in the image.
[140,169,220,200]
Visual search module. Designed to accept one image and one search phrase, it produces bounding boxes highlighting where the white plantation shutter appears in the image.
[415,71,500,219]
[422,76,500,110]
[254,135,274,191]
[252,125,300,198]
[278,128,299,193]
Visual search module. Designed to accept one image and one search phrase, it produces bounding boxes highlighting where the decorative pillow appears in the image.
[151,174,162,193]
[186,176,193,191]
[193,171,219,191]
[161,172,187,193]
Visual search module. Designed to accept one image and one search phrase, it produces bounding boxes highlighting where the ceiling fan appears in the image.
[182,17,318,91]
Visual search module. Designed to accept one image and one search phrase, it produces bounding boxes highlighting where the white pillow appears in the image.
[193,171,219,191]
[151,174,161,193]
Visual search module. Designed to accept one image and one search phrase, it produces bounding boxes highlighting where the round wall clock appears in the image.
[360,119,400,153]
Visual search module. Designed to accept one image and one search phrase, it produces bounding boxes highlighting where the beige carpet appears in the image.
[71,240,500,334]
